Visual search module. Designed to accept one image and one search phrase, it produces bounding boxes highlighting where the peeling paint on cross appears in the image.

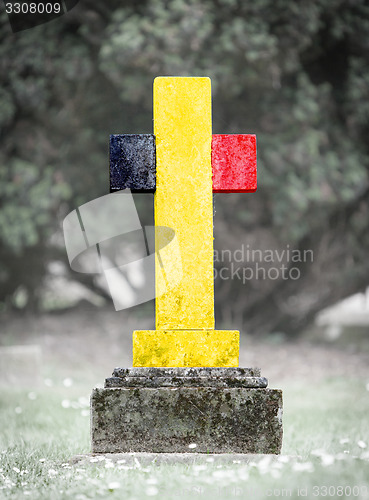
[110,77,257,367]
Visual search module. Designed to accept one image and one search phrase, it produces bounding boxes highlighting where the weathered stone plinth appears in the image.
[91,368,283,454]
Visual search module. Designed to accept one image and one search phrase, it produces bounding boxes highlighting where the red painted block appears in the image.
[212,134,257,193]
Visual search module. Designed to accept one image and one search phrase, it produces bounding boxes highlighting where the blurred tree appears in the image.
[0,0,368,334]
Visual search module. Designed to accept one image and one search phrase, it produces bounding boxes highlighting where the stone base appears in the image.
[91,368,283,454]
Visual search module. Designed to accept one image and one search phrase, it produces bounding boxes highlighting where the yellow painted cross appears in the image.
[110,77,257,367]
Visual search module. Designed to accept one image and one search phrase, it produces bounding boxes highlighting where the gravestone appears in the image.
[91,77,283,453]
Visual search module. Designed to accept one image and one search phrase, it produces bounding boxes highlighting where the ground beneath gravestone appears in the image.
[1,304,369,500]
[0,303,368,387]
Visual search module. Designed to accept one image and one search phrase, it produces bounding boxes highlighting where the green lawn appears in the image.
[1,377,369,499]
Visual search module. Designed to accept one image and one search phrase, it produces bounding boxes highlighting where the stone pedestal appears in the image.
[91,368,283,454]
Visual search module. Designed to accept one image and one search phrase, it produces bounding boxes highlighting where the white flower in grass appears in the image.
[256,455,272,473]
[336,452,350,460]
[321,454,335,466]
[188,443,197,449]
[146,486,158,496]
[292,462,314,472]
[15,407,22,414]
[200,474,213,485]
[88,479,100,486]
[48,469,58,477]
[78,396,89,406]
[61,400,70,409]
[358,440,367,449]
[271,468,281,479]
[212,469,227,478]
[4,477,14,487]
[193,464,207,472]
[104,462,114,469]
[63,378,73,387]
[238,468,249,481]
[272,461,283,470]
[311,449,325,457]
[213,469,238,481]
[108,482,121,491]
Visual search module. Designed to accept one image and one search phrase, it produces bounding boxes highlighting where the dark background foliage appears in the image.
[1,0,369,335]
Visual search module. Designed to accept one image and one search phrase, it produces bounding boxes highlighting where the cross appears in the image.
[110,77,257,367]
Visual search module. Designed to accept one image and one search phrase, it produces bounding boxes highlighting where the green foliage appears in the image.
[0,160,71,253]
[99,0,369,244]
[0,0,368,321]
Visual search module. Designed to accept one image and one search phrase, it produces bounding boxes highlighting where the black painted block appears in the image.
[110,134,156,193]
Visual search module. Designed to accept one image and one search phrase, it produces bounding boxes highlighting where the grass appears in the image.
[0,377,369,499]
